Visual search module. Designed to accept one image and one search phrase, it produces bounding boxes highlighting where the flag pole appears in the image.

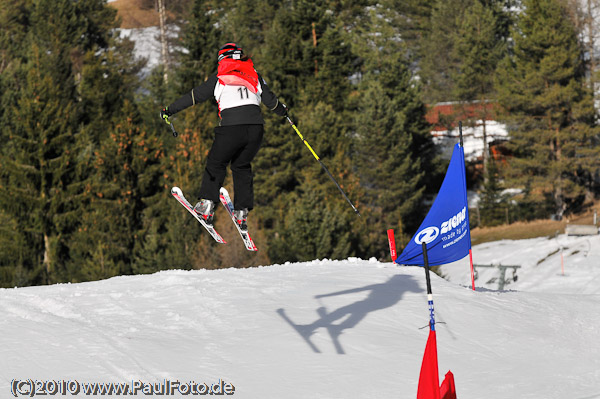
[422,242,435,331]
[469,249,475,290]
[458,121,476,291]
[417,241,441,399]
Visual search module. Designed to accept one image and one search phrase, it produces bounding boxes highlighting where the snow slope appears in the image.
[440,232,600,294]
[1,242,600,398]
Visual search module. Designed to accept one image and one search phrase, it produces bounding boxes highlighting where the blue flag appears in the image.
[395,143,471,266]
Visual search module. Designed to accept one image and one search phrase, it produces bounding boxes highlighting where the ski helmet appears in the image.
[218,43,244,62]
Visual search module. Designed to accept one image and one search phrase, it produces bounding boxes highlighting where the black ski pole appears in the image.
[286,116,360,217]
[422,241,436,331]
[169,121,178,137]
[160,109,178,137]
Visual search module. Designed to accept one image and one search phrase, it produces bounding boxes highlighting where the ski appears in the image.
[219,187,258,251]
[171,187,226,244]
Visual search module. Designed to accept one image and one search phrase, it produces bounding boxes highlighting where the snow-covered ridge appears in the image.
[1,246,599,398]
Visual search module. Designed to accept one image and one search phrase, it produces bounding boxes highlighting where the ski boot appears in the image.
[233,208,248,231]
[194,199,216,225]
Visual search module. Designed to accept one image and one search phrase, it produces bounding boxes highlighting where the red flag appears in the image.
[387,229,397,261]
[439,371,457,399]
[417,329,440,399]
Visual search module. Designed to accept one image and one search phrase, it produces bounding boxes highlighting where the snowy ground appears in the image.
[440,232,600,294]
[1,233,600,398]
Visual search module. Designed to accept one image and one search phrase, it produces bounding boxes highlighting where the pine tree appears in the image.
[254,0,361,262]
[0,0,33,119]
[253,5,306,215]
[386,0,436,48]
[0,0,154,285]
[63,0,155,281]
[213,0,277,52]
[174,0,221,91]
[68,100,168,280]
[0,0,33,286]
[419,0,474,103]
[478,157,508,226]
[136,71,214,272]
[0,0,82,285]
[270,179,355,262]
[452,0,510,177]
[170,0,221,167]
[453,1,508,101]
[350,6,442,257]
[496,0,600,218]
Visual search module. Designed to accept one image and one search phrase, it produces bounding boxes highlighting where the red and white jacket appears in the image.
[167,59,286,126]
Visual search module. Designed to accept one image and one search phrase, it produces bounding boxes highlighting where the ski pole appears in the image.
[160,109,178,137]
[169,121,178,137]
[285,116,360,217]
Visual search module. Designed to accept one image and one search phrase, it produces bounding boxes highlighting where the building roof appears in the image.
[426,101,500,132]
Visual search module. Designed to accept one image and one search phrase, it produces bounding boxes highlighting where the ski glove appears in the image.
[160,107,172,124]
[279,103,296,125]
[273,101,288,117]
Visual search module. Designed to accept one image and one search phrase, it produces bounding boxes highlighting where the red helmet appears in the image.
[218,43,244,62]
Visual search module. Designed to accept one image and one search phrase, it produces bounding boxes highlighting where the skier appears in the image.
[160,43,289,231]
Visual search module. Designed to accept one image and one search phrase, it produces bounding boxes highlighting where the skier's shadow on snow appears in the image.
[277,274,421,354]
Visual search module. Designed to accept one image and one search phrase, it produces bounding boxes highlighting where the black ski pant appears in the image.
[198,124,264,211]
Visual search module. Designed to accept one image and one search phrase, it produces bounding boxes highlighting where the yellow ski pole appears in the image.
[286,116,360,217]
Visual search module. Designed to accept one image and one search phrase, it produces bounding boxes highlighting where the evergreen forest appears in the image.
[1,0,600,286]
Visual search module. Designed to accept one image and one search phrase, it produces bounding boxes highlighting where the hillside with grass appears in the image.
[470,201,599,245]
[108,0,163,28]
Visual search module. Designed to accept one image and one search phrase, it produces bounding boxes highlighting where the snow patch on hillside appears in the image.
[118,25,179,78]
